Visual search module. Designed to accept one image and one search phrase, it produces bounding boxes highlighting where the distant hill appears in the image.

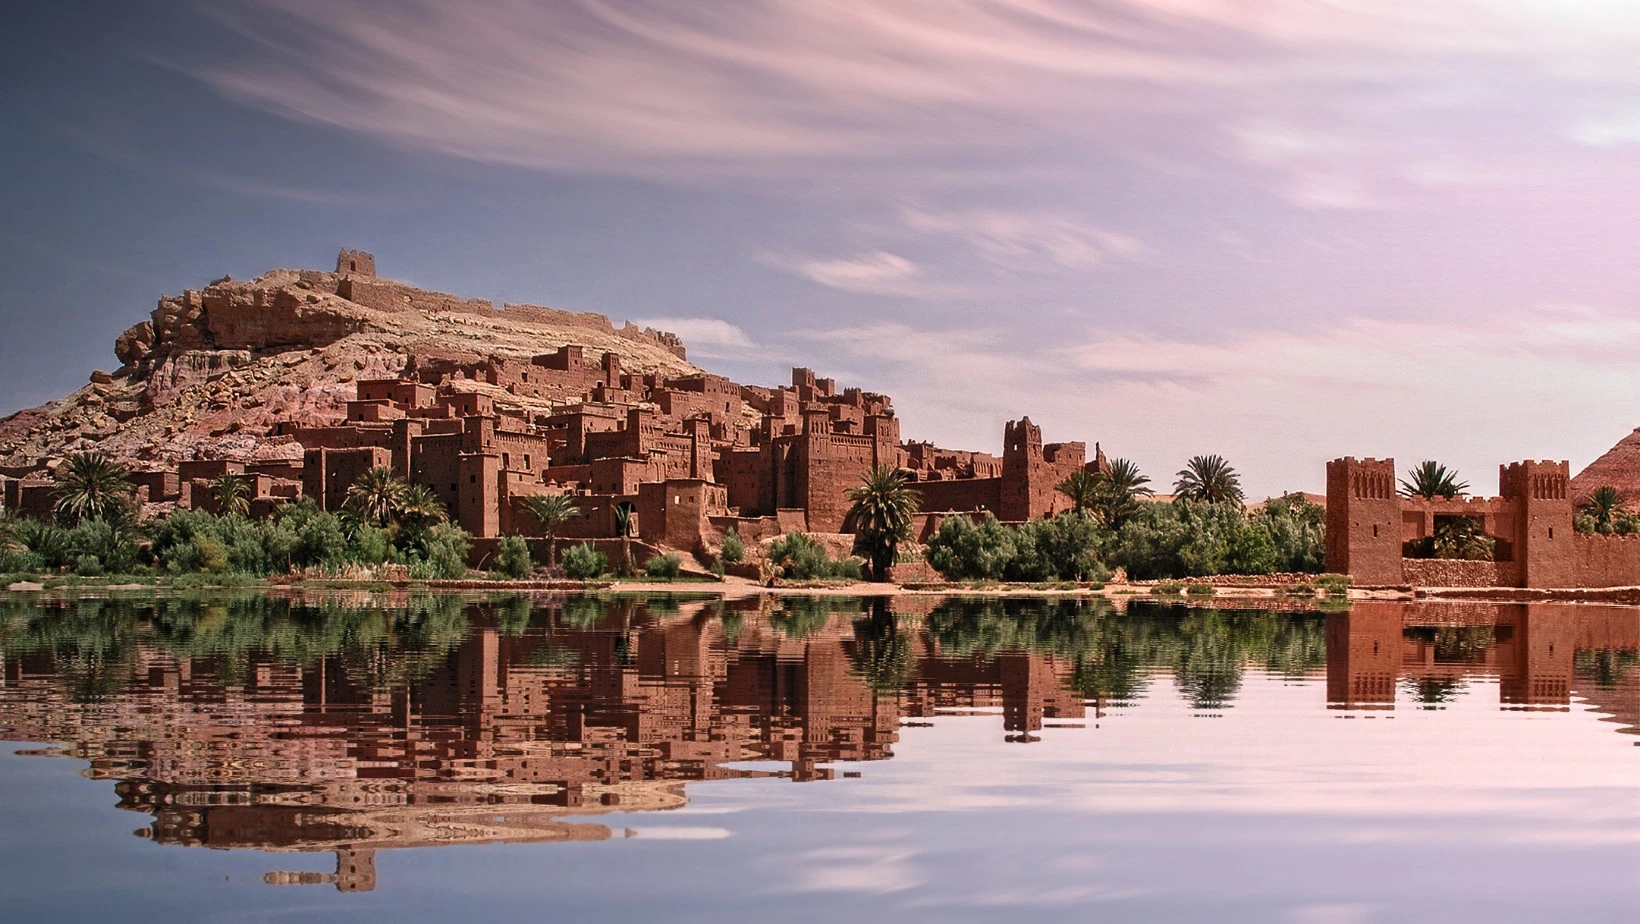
[0,251,698,470]
[1570,427,1640,504]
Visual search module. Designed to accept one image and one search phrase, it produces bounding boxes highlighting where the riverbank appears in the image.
[10,570,1640,605]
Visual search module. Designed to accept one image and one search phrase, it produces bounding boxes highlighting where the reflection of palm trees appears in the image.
[2,591,1337,717]
[1171,611,1246,712]
[922,598,1327,713]
[1409,677,1465,708]
[1575,649,1638,688]
[851,600,919,694]
[771,597,862,640]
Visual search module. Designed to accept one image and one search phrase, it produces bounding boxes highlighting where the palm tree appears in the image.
[1580,486,1628,533]
[1056,469,1101,516]
[1400,461,1469,500]
[53,452,134,525]
[613,502,636,574]
[1174,455,1243,506]
[209,473,252,518]
[343,467,407,528]
[1433,516,1494,560]
[843,465,920,582]
[519,494,581,563]
[397,484,449,531]
[1093,458,1153,529]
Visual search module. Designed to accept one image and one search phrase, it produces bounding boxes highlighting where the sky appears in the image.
[4,1,1640,497]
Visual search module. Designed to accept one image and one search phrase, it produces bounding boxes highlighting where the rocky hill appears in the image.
[1570,427,1640,504]
[0,252,699,470]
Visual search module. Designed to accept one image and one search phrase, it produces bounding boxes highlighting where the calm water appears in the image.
[0,592,1636,922]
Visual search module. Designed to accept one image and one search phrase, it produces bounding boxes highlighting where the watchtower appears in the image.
[1000,418,1044,522]
[336,248,376,277]
[1325,457,1402,585]
[1500,460,1574,587]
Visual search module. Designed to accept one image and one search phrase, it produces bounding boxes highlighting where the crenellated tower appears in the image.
[1500,460,1574,588]
[1325,457,1402,585]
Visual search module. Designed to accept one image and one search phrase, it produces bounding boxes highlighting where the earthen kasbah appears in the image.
[0,250,1107,564]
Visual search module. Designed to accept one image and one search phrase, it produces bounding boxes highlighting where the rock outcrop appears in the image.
[0,252,699,469]
[1571,427,1640,505]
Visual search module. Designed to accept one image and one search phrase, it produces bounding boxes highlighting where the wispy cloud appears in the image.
[897,205,1147,269]
[758,250,949,297]
[194,171,382,205]
[192,0,1640,204]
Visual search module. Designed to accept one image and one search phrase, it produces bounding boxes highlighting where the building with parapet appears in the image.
[1326,455,1640,588]
[0,252,1118,566]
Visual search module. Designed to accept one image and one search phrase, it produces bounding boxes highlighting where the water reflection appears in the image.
[0,594,1635,893]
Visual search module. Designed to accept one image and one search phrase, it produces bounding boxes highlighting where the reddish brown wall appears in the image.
[1325,457,1404,585]
[1401,559,1503,588]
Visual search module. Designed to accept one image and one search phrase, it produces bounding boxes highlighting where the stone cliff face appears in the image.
[0,259,699,469]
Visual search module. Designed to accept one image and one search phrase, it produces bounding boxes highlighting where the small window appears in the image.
[1372,524,1379,538]
[1549,527,1555,540]
[470,475,477,484]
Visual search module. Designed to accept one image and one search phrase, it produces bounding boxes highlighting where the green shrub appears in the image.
[1185,583,1217,596]
[719,529,744,565]
[73,554,104,577]
[494,535,534,579]
[192,536,229,573]
[562,542,608,580]
[925,512,1112,583]
[924,513,1018,581]
[67,518,142,573]
[1151,581,1183,596]
[414,524,471,579]
[1109,496,1325,580]
[645,553,682,579]
[14,519,72,570]
[766,531,862,581]
[1281,582,1318,596]
[1316,573,1352,596]
[351,525,396,566]
[293,513,349,569]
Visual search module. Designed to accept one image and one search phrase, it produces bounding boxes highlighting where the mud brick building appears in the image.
[0,249,1115,564]
[1327,456,1640,588]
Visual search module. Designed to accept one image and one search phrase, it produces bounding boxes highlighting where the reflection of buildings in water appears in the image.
[1326,602,1640,727]
[4,597,1634,891]
[0,600,1083,890]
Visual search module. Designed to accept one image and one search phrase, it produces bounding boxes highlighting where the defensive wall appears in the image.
[1327,456,1640,588]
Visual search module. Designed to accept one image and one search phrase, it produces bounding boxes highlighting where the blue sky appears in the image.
[5,1,1640,496]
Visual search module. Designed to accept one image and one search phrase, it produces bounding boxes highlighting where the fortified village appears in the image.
[7,249,1640,589]
[0,250,1103,571]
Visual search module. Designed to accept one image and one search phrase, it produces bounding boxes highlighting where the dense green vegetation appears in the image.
[923,493,1324,583]
[1575,485,1640,536]
[2,453,472,581]
[765,531,865,581]
[923,510,1109,582]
